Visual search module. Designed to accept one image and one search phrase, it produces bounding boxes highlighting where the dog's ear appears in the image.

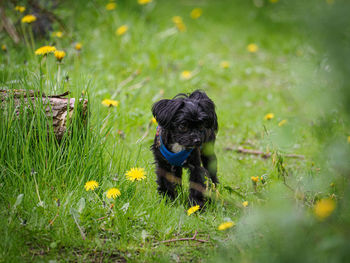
[152,99,183,128]
[190,90,218,131]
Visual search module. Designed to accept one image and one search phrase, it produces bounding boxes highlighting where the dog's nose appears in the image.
[193,138,201,146]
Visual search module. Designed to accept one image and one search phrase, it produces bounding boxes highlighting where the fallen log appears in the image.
[225,146,305,159]
[0,89,88,142]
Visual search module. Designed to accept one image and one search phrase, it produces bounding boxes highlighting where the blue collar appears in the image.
[158,133,193,167]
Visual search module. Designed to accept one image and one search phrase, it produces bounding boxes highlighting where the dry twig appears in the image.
[160,231,209,244]
[225,146,305,159]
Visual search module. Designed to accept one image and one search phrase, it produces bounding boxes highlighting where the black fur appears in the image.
[151,90,218,207]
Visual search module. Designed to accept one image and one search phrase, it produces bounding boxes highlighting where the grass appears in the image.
[1,0,349,262]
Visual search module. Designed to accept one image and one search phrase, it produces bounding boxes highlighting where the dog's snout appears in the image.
[193,138,201,146]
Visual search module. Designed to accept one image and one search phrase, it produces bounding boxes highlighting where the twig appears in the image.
[136,120,153,143]
[225,146,305,159]
[0,7,20,44]
[160,231,209,244]
[111,70,140,99]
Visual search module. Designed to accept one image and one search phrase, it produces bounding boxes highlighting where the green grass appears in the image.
[1,0,350,262]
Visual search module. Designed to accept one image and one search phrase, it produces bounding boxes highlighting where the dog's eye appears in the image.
[178,125,188,132]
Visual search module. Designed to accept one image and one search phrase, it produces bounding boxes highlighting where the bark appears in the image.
[0,89,88,142]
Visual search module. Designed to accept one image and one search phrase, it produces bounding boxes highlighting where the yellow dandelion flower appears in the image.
[220,61,230,69]
[242,201,249,207]
[190,8,203,19]
[102,99,119,107]
[330,182,335,187]
[264,113,274,120]
[218,221,235,230]
[1,44,6,51]
[314,198,336,220]
[151,117,157,124]
[116,25,129,36]
[172,16,183,24]
[269,0,279,3]
[52,31,63,38]
[54,50,66,62]
[106,188,121,199]
[106,2,117,10]
[347,136,350,143]
[126,167,147,182]
[75,42,82,51]
[35,45,56,56]
[251,176,259,183]
[15,6,26,13]
[187,205,200,216]
[172,16,186,32]
[21,14,37,24]
[138,0,152,5]
[247,43,259,53]
[181,70,192,80]
[278,119,287,126]
[84,180,99,191]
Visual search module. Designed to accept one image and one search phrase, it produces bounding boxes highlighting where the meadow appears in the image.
[1,0,350,262]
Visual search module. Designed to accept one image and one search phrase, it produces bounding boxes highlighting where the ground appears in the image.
[1,0,349,262]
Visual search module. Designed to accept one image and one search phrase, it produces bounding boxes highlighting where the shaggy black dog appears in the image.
[151,90,218,207]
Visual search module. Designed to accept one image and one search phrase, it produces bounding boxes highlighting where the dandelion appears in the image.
[35,45,56,56]
[116,25,129,36]
[75,42,82,51]
[347,136,350,143]
[54,50,66,62]
[242,201,249,207]
[190,8,203,19]
[247,43,258,53]
[126,167,147,182]
[106,188,121,199]
[151,117,157,124]
[264,113,274,120]
[218,221,235,230]
[330,182,335,187]
[84,180,99,191]
[138,0,153,5]
[102,99,119,107]
[106,2,117,10]
[314,198,336,220]
[251,176,259,183]
[172,16,186,32]
[52,31,63,38]
[260,176,266,184]
[278,119,287,126]
[1,44,6,52]
[220,61,230,69]
[187,205,200,216]
[181,70,192,80]
[21,14,37,24]
[15,6,26,13]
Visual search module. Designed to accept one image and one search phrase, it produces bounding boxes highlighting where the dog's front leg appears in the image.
[187,149,207,207]
[156,166,182,201]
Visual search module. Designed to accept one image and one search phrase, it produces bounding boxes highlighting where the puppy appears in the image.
[151,90,218,207]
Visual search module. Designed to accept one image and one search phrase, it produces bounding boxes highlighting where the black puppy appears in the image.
[151,90,218,207]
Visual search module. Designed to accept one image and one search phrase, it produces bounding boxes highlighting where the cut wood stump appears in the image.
[0,89,88,142]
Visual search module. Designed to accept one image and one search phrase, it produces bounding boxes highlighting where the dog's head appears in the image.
[152,90,217,149]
